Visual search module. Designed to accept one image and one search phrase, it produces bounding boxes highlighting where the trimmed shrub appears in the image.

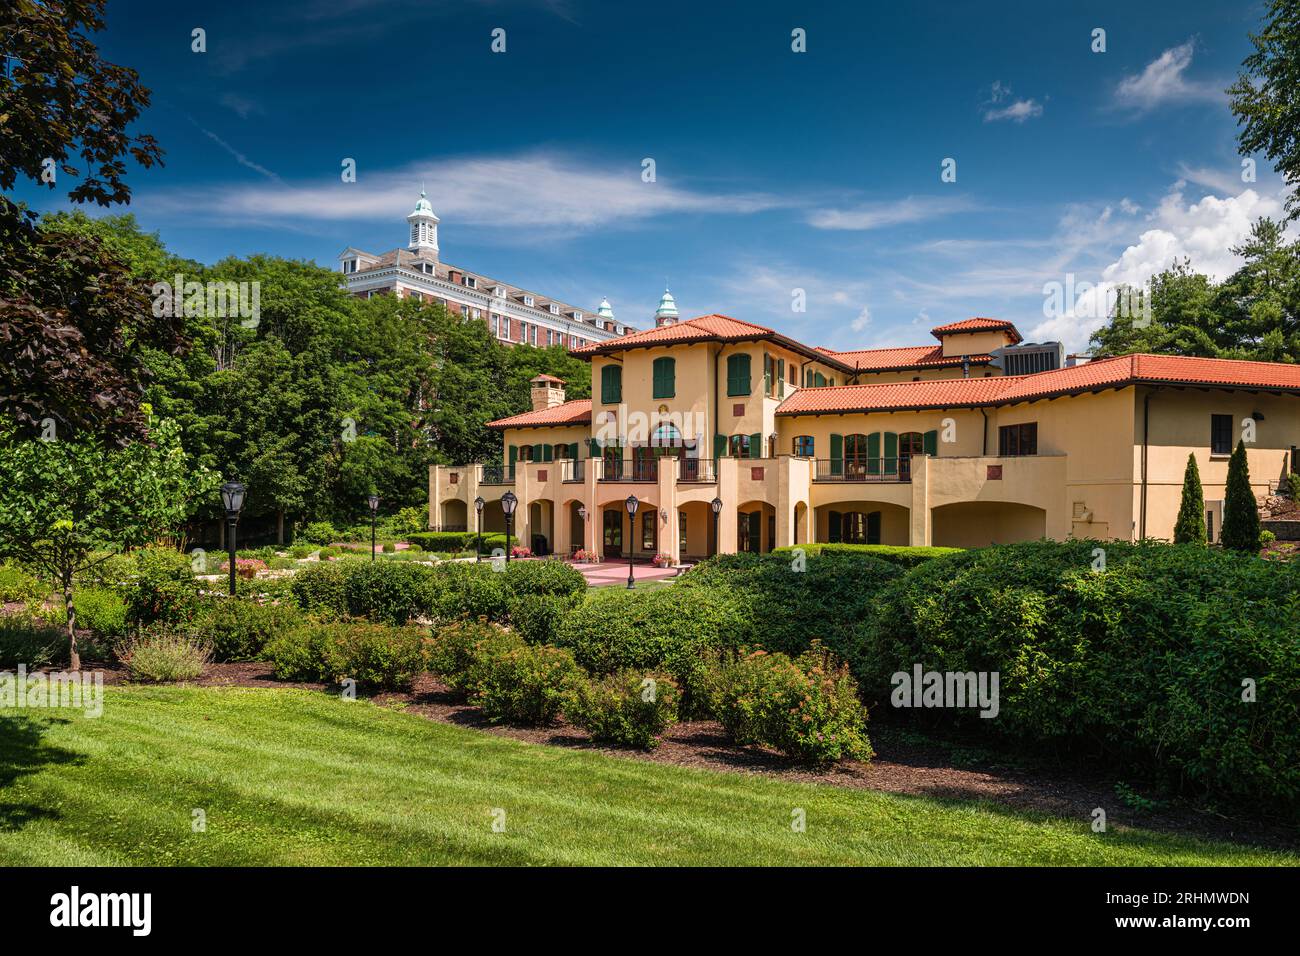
[426,619,523,697]
[428,562,510,622]
[771,543,962,567]
[73,587,127,639]
[115,627,210,682]
[861,539,1300,808]
[302,521,337,545]
[567,670,680,749]
[124,548,200,627]
[406,531,470,552]
[288,544,316,559]
[0,615,66,668]
[711,646,873,765]
[195,599,303,662]
[290,562,349,618]
[342,561,437,624]
[678,551,902,673]
[0,561,44,603]
[263,620,428,690]
[1173,452,1207,545]
[471,641,583,725]
[1221,439,1261,552]
[501,558,586,597]
[507,592,581,644]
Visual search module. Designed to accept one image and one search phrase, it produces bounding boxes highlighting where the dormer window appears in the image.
[571,311,583,321]
[342,259,357,274]
[494,286,506,298]
[549,304,560,315]
[463,276,477,289]
[523,295,534,307]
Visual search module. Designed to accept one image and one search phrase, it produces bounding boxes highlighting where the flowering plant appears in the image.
[219,558,267,580]
[572,549,602,563]
[651,553,675,568]
[510,546,533,559]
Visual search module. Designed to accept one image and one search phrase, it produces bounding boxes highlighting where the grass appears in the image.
[0,686,1291,866]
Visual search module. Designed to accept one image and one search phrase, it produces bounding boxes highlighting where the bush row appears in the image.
[404,531,515,554]
[771,543,963,567]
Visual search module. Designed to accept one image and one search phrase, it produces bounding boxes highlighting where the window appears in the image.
[679,510,687,554]
[793,435,814,457]
[523,295,534,307]
[998,422,1038,456]
[1210,414,1234,455]
[530,325,538,345]
[572,311,583,321]
[549,304,560,315]
[728,434,750,457]
[494,286,506,298]
[463,276,477,289]
[641,511,657,552]
[600,364,622,404]
[342,259,357,274]
[726,354,752,396]
[652,357,676,398]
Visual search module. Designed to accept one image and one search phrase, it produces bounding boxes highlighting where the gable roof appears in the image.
[570,314,857,371]
[930,317,1023,343]
[776,353,1300,416]
[486,399,592,430]
[816,344,995,371]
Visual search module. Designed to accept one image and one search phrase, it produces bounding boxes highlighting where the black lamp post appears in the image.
[220,481,246,597]
[625,494,639,588]
[501,491,518,564]
[367,494,380,561]
[711,496,723,558]
[577,504,587,559]
[474,496,485,562]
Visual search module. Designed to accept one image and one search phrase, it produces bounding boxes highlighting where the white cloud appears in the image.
[984,99,1044,123]
[195,125,281,182]
[851,306,872,333]
[1115,41,1221,110]
[219,93,263,119]
[140,151,782,231]
[807,195,976,231]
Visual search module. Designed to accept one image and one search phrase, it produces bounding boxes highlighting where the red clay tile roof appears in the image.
[930,317,1023,343]
[486,399,592,429]
[530,374,566,384]
[571,314,856,370]
[817,345,995,371]
[776,353,1300,415]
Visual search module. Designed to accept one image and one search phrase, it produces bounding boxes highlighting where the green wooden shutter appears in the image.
[830,433,843,476]
[924,429,938,456]
[601,365,621,404]
[727,354,751,396]
[828,510,842,543]
[587,438,600,457]
[530,443,542,462]
[884,432,897,475]
[763,354,772,396]
[712,434,725,458]
[542,443,553,462]
[571,442,581,459]
[652,357,675,398]
[508,444,518,479]
[776,358,785,397]
[749,432,762,458]
[866,432,881,475]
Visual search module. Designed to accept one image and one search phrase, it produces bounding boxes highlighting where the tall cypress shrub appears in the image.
[1173,453,1207,544]
[1221,440,1261,552]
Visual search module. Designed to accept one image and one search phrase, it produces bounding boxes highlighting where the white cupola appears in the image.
[407,187,440,256]
[596,297,615,320]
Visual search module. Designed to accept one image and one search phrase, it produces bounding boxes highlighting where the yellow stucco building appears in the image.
[430,306,1300,562]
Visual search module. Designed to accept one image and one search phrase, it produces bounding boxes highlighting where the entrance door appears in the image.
[898,432,924,480]
[603,509,622,558]
[738,511,761,553]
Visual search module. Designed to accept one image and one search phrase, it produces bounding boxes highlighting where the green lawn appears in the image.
[0,686,1291,866]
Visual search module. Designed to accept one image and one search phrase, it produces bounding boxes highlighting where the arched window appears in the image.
[793,435,814,457]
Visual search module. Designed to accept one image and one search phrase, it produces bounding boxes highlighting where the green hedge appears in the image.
[859,540,1300,808]
[264,620,429,690]
[772,543,963,567]
[405,531,516,554]
[195,599,304,662]
[567,670,680,750]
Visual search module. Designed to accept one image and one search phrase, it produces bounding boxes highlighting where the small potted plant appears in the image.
[651,553,675,568]
[510,545,533,559]
[572,548,602,564]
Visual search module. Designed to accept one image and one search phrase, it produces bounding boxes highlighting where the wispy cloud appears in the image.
[982,81,1044,123]
[1114,40,1221,111]
[219,93,263,119]
[807,195,976,231]
[139,151,782,232]
[189,119,281,182]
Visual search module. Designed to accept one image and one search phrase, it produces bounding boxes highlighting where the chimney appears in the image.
[530,374,565,411]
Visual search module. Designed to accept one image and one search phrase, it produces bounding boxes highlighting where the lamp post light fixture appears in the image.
[577,504,588,559]
[625,494,639,588]
[501,491,518,564]
[474,496,485,562]
[220,481,247,597]
[710,496,723,558]
[367,494,380,562]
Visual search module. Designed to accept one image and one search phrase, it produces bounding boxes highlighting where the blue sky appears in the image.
[14,0,1294,351]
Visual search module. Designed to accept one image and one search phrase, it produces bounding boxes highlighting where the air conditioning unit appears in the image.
[989,341,1065,375]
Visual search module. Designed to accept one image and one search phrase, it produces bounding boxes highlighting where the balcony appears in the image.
[814,458,912,482]
[678,457,717,482]
[562,459,585,482]
[479,464,513,485]
[600,458,658,482]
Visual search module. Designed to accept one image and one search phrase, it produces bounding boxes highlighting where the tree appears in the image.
[1229,0,1300,222]
[0,414,215,669]
[1173,453,1207,544]
[1221,440,1262,553]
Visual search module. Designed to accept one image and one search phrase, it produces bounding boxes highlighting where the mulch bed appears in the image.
[72,661,1299,852]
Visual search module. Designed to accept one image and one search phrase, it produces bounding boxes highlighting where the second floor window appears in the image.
[793,435,814,457]
[999,422,1038,456]
[601,364,622,404]
[727,353,752,396]
[1211,414,1234,455]
[652,357,676,398]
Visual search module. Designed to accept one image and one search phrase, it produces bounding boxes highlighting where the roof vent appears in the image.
[989,342,1064,376]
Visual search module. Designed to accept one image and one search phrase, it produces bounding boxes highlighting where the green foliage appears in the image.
[1222,440,1262,552]
[507,592,581,644]
[1173,453,1207,544]
[0,562,44,603]
[289,562,349,618]
[342,561,437,625]
[302,522,337,546]
[72,587,127,639]
[392,506,428,536]
[426,619,522,697]
[498,558,586,597]
[471,641,583,726]
[567,670,680,749]
[124,547,200,627]
[861,540,1300,807]
[263,620,428,690]
[195,599,303,662]
[711,646,873,765]
[0,616,66,669]
[115,627,211,682]
[771,543,962,567]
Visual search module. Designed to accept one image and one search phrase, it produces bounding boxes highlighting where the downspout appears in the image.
[979,408,988,456]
